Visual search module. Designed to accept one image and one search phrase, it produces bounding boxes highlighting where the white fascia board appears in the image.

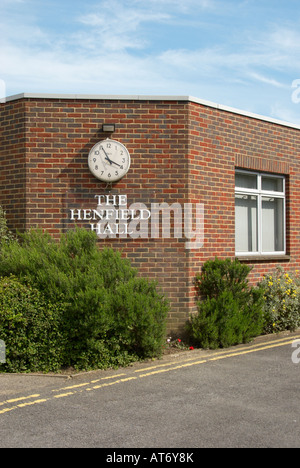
[3,93,300,131]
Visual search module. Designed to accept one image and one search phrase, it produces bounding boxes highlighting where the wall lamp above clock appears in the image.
[102,123,116,133]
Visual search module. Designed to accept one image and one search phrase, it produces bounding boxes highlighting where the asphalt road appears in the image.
[0,331,300,450]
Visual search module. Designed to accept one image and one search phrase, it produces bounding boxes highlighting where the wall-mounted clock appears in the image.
[88,139,131,183]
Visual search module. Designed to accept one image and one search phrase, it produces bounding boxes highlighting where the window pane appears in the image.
[262,177,283,192]
[235,195,258,252]
[235,173,257,190]
[262,197,284,252]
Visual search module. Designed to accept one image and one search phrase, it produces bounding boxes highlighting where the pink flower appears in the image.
[178,339,181,342]
[189,346,194,350]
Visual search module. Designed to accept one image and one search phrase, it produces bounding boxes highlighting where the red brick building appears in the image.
[1,93,299,333]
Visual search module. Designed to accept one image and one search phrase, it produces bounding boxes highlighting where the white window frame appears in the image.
[235,169,286,257]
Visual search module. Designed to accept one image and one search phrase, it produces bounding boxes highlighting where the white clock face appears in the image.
[88,139,131,182]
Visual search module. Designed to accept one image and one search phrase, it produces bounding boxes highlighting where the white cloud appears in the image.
[247,73,288,89]
[268,28,300,53]
[0,0,26,4]
[0,0,300,125]
[77,0,171,52]
[0,41,166,95]
[247,26,300,74]
[271,103,300,125]
[141,0,216,13]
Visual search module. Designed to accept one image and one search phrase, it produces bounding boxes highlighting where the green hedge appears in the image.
[0,276,66,373]
[0,228,169,372]
[186,258,265,349]
[187,259,300,350]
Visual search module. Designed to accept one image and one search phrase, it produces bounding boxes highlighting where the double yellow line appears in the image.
[135,334,300,377]
[0,395,48,414]
[0,334,299,415]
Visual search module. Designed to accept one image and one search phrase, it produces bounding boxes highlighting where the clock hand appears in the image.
[101,146,113,165]
[109,160,121,167]
[101,146,122,167]
[105,156,113,165]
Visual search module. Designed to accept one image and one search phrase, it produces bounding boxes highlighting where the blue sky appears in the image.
[1,0,300,124]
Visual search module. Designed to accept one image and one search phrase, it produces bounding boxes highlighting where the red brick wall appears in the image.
[187,101,300,291]
[0,99,26,231]
[1,95,299,333]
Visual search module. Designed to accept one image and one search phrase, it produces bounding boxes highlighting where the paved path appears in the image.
[0,331,299,449]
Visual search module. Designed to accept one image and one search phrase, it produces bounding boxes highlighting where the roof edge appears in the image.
[3,92,300,131]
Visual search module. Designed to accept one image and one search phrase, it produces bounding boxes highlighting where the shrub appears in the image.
[194,257,254,300]
[260,267,300,334]
[186,258,264,349]
[0,276,66,373]
[0,228,169,371]
[110,277,168,359]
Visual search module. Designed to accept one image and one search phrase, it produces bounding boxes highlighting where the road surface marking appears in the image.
[0,334,299,415]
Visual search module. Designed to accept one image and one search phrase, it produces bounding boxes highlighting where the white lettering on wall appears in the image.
[69,195,205,250]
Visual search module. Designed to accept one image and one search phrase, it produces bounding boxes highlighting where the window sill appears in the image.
[236,255,291,262]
